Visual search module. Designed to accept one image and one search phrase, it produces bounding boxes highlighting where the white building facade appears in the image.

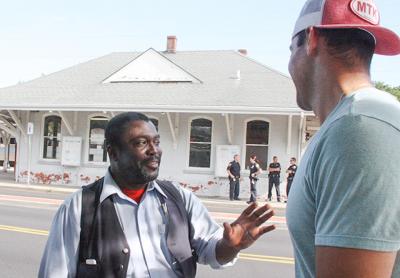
[0,37,316,198]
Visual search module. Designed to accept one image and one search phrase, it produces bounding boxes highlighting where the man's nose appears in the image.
[146,142,160,155]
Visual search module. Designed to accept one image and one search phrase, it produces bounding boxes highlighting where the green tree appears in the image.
[374,81,400,101]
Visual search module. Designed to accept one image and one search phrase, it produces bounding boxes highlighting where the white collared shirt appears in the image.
[39,170,230,278]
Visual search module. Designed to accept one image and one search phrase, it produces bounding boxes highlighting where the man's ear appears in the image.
[306,27,319,56]
[107,145,118,161]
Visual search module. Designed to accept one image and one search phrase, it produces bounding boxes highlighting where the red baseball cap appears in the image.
[293,0,400,55]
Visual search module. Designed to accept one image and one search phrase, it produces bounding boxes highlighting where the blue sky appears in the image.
[0,0,399,88]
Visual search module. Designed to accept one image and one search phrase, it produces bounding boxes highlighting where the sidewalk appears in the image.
[0,179,79,193]
[0,179,287,209]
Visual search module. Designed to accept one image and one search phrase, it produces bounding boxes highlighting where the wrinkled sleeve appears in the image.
[38,190,82,278]
[176,184,237,269]
[312,115,400,251]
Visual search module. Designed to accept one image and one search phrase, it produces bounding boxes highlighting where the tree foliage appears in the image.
[374,81,400,101]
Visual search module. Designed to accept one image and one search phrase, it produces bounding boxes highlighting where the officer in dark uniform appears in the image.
[285,157,297,202]
[248,154,262,204]
[227,154,241,201]
[267,156,281,202]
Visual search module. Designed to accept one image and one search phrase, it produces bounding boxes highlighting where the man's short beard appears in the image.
[139,166,159,183]
[135,156,161,183]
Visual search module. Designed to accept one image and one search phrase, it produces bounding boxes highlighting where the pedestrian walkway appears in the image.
[0,170,14,180]
[0,178,286,208]
[0,179,78,193]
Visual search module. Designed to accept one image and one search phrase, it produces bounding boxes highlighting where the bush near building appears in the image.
[375,81,400,101]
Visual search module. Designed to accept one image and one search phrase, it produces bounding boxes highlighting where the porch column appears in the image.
[73,111,78,133]
[286,114,293,155]
[174,113,180,147]
[297,112,305,160]
[1,131,6,171]
[166,112,179,149]
[58,111,74,136]
[2,134,10,172]
[8,110,26,137]
[224,114,233,145]
[0,122,18,138]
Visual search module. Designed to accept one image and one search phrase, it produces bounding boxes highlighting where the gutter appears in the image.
[0,104,314,116]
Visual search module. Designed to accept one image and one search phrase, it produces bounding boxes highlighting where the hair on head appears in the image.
[105,112,150,149]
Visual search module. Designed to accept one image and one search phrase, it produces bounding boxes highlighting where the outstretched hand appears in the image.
[216,202,276,264]
[222,202,276,251]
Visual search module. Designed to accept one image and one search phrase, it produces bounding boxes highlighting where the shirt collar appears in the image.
[100,169,168,203]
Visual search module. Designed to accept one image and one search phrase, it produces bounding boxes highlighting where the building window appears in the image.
[88,116,109,163]
[189,118,212,168]
[245,120,269,169]
[149,118,159,131]
[43,115,62,159]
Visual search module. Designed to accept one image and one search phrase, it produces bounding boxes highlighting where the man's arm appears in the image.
[268,165,280,173]
[38,193,81,277]
[226,170,235,179]
[226,163,235,179]
[215,203,275,264]
[178,186,275,268]
[316,247,397,278]
[252,164,262,177]
[286,166,294,174]
[312,115,400,277]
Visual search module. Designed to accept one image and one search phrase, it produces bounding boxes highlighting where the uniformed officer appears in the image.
[248,154,262,204]
[227,154,241,201]
[285,157,297,202]
[267,156,281,202]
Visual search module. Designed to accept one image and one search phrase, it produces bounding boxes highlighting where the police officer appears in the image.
[227,154,241,201]
[285,157,297,203]
[267,156,281,202]
[248,154,262,204]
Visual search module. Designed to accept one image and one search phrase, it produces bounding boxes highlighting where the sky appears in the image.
[0,0,399,88]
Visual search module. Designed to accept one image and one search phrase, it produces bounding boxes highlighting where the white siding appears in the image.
[15,111,304,198]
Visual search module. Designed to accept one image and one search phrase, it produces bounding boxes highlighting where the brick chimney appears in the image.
[238,49,247,56]
[166,36,177,53]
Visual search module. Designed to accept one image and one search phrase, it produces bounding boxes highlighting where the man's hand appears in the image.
[216,203,276,264]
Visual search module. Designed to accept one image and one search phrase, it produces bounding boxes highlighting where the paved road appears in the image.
[0,186,294,278]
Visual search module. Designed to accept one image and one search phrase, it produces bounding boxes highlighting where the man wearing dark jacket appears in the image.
[39,112,276,278]
[227,154,241,201]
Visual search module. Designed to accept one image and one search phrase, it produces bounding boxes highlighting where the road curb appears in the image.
[0,180,287,208]
[0,181,78,193]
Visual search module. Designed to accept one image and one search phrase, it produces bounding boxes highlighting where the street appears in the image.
[0,186,294,278]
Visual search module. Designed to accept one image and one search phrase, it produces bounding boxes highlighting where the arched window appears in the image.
[43,115,62,159]
[189,118,212,168]
[149,118,159,131]
[245,120,269,169]
[88,116,109,163]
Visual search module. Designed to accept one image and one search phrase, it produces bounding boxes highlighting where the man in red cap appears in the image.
[286,0,400,277]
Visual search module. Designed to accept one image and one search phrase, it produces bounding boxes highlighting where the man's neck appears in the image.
[312,67,372,123]
[109,168,148,190]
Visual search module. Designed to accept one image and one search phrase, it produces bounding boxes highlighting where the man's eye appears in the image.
[154,139,161,146]
[135,140,147,147]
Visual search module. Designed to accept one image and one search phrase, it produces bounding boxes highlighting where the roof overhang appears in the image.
[0,104,313,116]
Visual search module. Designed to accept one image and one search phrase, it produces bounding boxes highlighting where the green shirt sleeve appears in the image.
[311,115,400,251]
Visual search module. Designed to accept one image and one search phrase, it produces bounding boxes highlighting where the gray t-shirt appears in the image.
[286,87,400,278]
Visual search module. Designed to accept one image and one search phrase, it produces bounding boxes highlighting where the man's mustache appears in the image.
[143,155,161,164]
